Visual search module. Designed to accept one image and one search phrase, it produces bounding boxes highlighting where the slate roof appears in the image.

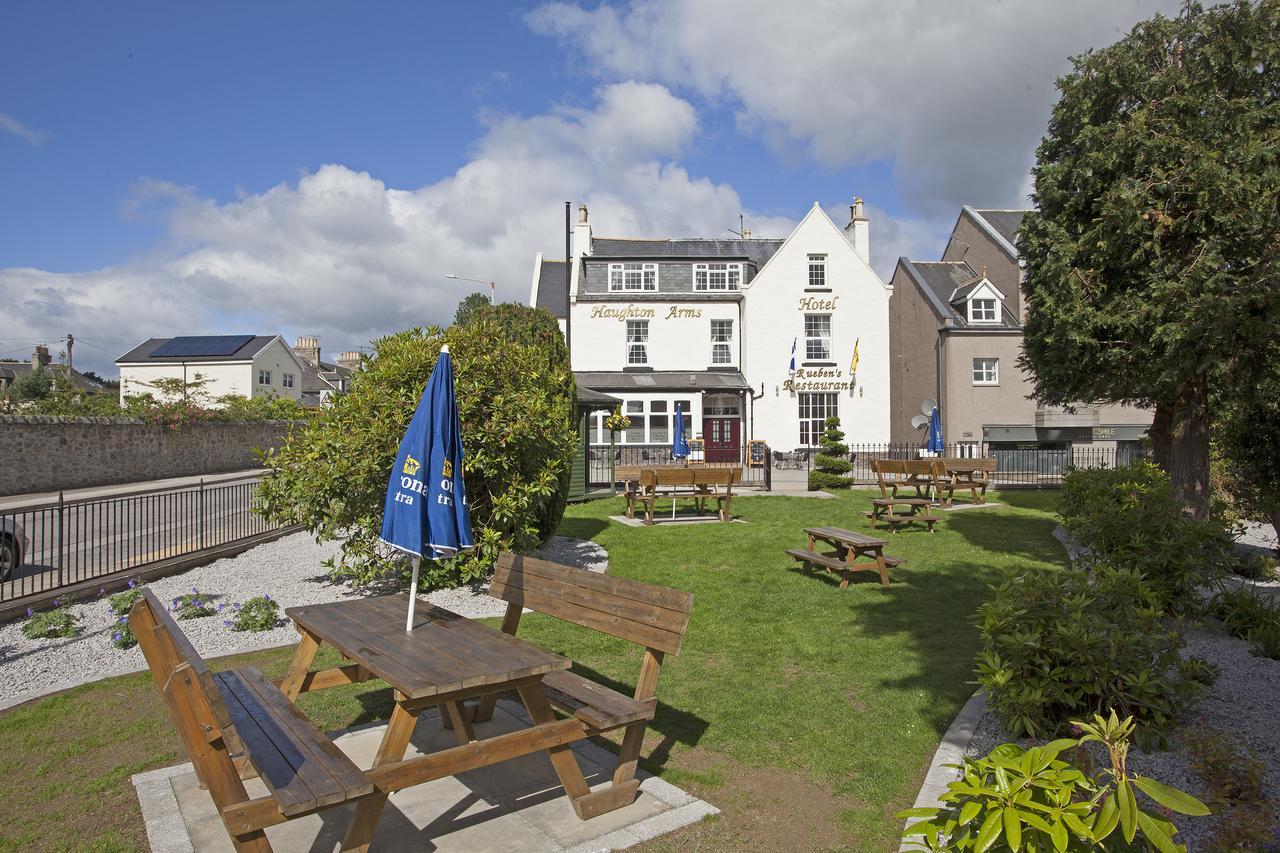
[969,209,1028,255]
[0,360,107,393]
[116,335,277,363]
[899,260,1021,329]
[576,386,622,409]
[591,237,784,270]
[536,260,569,319]
[575,370,753,392]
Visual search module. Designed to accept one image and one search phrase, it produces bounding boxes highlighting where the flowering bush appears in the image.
[603,408,631,433]
[111,616,136,649]
[22,600,79,639]
[226,595,281,632]
[170,589,216,619]
[108,579,143,616]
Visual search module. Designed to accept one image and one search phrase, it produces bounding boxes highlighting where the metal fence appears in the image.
[0,477,282,603]
[771,442,1148,487]
[586,444,770,490]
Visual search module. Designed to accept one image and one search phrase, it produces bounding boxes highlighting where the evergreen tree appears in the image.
[808,416,852,491]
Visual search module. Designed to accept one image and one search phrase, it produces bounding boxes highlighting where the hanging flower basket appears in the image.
[604,408,632,433]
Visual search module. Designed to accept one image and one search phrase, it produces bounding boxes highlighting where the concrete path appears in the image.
[0,469,267,510]
[134,699,716,852]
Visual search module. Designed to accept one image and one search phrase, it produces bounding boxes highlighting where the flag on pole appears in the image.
[789,337,797,373]
[379,344,474,631]
[849,337,860,376]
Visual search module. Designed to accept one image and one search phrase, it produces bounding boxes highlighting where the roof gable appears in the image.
[746,202,887,290]
[117,334,278,364]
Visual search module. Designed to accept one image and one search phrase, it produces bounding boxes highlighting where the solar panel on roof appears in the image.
[151,335,256,358]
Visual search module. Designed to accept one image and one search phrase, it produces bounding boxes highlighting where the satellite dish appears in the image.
[910,415,929,430]
[922,398,938,415]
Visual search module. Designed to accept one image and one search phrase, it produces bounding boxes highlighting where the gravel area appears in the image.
[0,532,608,710]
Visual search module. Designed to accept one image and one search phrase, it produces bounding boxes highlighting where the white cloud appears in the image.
[0,111,47,146]
[0,83,798,374]
[528,0,1183,217]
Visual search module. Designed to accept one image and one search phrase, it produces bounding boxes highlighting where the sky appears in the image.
[0,0,1182,375]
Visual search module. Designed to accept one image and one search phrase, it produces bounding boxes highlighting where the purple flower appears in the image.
[192,587,199,594]
[98,587,106,596]
[117,616,127,624]
[52,598,60,607]
[112,632,121,642]
[263,594,271,601]
[128,578,137,589]
[26,607,33,617]
[223,619,233,627]
[217,603,225,612]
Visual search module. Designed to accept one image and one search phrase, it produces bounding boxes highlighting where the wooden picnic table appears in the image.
[864,497,940,532]
[281,595,598,852]
[785,525,903,587]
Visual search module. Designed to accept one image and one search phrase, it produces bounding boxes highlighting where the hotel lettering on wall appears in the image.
[783,367,853,392]
[588,304,704,321]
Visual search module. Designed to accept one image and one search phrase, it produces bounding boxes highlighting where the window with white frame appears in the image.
[710,319,734,364]
[609,262,657,291]
[972,357,999,385]
[257,369,272,385]
[798,392,838,446]
[694,262,742,291]
[969,298,999,323]
[594,398,694,444]
[807,254,827,289]
[282,372,294,389]
[804,313,832,361]
[626,320,649,365]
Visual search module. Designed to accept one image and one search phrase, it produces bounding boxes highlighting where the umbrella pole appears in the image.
[406,556,420,631]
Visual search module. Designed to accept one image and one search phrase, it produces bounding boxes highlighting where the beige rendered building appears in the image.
[889,207,1151,471]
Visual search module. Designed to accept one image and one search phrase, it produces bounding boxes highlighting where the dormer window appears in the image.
[969,297,999,323]
[609,262,657,292]
[694,262,741,291]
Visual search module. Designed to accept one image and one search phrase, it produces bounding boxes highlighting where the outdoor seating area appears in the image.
[130,553,692,850]
[622,467,737,526]
[785,525,903,587]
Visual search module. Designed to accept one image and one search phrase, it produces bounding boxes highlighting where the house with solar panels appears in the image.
[115,334,306,404]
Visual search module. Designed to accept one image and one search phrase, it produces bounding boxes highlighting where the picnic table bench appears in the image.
[935,457,997,507]
[625,467,737,525]
[864,497,940,532]
[785,526,903,587]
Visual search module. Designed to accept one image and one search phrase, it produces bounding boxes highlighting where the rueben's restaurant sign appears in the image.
[783,367,853,392]
[590,304,704,321]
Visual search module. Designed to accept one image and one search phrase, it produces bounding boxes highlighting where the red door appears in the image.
[703,418,741,463]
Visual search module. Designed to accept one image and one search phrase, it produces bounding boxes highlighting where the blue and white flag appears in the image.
[789,337,797,373]
[380,344,473,629]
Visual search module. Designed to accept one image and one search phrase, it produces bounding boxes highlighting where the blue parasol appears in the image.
[379,344,474,630]
[926,406,944,454]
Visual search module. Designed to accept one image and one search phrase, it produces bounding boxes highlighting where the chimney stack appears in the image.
[293,335,321,367]
[573,203,593,258]
[32,345,51,370]
[336,351,361,372]
[844,196,870,265]
[741,227,752,239]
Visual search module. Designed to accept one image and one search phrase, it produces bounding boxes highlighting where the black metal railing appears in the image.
[0,478,282,603]
[586,444,770,489]
[770,442,1148,487]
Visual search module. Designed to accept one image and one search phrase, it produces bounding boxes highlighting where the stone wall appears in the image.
[0,416,299,496]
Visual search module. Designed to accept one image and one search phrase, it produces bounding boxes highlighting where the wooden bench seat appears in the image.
[476,552,693,814]
[784,549,904,571]
[130,588,375,850]
[541,670,657,731]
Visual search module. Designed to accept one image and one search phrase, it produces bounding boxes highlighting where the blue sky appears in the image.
[1,0,1179,373]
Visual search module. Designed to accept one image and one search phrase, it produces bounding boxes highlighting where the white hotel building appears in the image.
[529,201,892,464]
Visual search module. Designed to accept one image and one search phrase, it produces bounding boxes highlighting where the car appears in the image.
[0,517,28,581]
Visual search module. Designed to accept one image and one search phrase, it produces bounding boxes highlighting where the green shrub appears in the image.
[111,616,136,649]
[169,590,216,619]
[257,305,577,591]
[1233,551,1279,581]
[1059,463,1233,613]
[976,563,1198,744]
[808,416,851,491]
[900,711,1208,852]
[226,595,281,632]
[1210,587,1280,660]
[22,600,80,639]
[1183,723,1278,851]
[107,581,143,616]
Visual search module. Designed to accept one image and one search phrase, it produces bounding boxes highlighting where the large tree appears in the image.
[1019,0,1280,517]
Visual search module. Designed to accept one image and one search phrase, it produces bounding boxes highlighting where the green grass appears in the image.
[0,488,1064,852]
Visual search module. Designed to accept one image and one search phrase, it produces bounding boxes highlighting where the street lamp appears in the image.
[445,274,496,304]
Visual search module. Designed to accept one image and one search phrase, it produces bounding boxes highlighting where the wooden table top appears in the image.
[871,497,932,506]
[286,595,569,701]
[804,526,887,548]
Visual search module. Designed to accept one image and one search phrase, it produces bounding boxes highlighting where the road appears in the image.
[1,476,277,602]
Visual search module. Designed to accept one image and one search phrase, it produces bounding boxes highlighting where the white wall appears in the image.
[742,204,892,446]
[251,338,304,401]
[570,301,741,372]
[118,337,304,405]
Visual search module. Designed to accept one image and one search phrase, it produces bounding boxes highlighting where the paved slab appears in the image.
[133,699,716,852]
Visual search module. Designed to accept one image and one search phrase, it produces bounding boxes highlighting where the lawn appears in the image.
[0,489,1065,852]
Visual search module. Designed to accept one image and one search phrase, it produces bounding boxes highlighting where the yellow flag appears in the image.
[850,338,860,375]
